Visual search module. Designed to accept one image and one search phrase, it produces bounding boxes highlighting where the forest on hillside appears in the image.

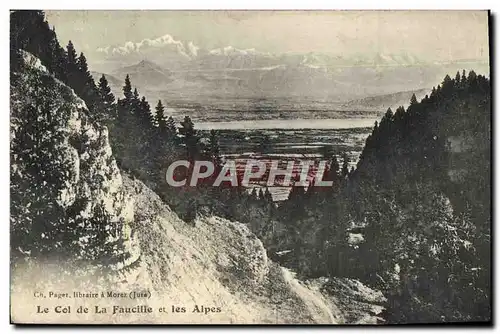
[10,10,491,324]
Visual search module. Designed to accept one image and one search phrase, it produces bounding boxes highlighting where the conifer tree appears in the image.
[208,129,222,167]
[77,52,97,108]
[122,74,133,102]
[131,88,141,115]
[394,106,405,123]
[77,52,90,77]
[385,107,394,119]
[66,40,78,68]
[259,188,265,201]
[179,115,199,160]
[48,28,67,82]
[455,71,461,85]
[265,188,273,203]
[251,187,258,200]
[66,40,79,89]
[97,75,116,119]
[155,100,167,130]
[467,70,477,83]
[165,116,177,139]
[442,74,453,90]
[139,96,154,126]
[341,152,350,178]
[331,155,340,179]
[410,93,418,105]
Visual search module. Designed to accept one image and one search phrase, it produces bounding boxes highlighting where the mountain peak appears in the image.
[114,59,168,75]
[137,59,161,69]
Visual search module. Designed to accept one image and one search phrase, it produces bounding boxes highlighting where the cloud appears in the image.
[96,46,110,54]
[208,46,267,56]
[96,34,273,61]
[97,34,194,59]
[187,41,199,57]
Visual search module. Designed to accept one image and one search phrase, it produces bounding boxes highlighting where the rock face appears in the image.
[10,52,385,324]
[10,51,138,269]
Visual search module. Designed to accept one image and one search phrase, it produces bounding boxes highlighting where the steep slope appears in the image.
[119,174,342,324]
[10,52,385,324]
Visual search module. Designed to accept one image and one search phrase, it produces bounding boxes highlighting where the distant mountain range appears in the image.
[91,35,489,104]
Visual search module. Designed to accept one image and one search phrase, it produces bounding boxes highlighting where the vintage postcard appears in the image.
[10,10,491,325]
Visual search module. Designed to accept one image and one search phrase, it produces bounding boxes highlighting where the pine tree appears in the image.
[331,155,340,177]
[442,74,453,90]
[467,70,477,83]
[122,74,133,102]
[251,187,258,200]
[410,93,418,105]
[287,186,306,212]
[47,28,67,82]
[265,188,273,203]
[97,75,116,120]
[208,129,222,166]
[341,152,350,178]
[139,96,154,126]
[394,106,405,123]
[385,107,394,119]
[259,188,265,201]
[77,52,90,77]
[117,75,134,120]
[131,88,141,116]
[77,52,98,109]
[155,100,167,130]
[179,115,195,134]
[328,154,340,188]
[179,115,199,160]
[66,40,79,89]
[455,71,461,85]
[66,40,78,67]
[165,116,177,139]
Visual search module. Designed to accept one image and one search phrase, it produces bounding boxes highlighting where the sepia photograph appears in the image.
[9,9,491,325]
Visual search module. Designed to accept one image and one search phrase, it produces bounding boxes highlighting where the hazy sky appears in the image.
[45,10,489,65]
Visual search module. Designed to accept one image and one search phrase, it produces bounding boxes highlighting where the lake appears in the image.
[196,117,379,130]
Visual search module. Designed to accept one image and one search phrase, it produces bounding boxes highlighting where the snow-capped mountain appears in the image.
[94,34,489,102]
